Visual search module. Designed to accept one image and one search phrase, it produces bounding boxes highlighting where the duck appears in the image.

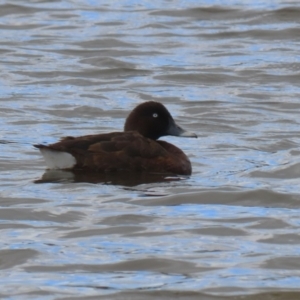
[34,101,197,175]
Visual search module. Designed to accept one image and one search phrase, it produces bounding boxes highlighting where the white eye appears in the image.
[153,113,158,118]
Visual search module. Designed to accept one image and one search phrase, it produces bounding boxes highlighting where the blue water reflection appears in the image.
[1,0,300,298]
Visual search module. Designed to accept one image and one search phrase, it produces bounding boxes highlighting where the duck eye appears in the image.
[153,113,158,118]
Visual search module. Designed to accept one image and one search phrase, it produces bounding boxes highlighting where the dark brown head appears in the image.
[124,101,197,140]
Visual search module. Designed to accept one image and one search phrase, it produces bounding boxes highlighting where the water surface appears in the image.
[1,0,300,299]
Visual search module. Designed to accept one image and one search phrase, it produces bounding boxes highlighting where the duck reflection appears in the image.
[34,169,183,187]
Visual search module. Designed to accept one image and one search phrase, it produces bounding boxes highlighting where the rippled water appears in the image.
[1,0,300,299]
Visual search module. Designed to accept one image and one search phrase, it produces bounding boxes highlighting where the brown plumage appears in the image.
[34,101,197,175]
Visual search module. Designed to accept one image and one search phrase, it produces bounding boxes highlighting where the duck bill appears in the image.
[167,121,197,138]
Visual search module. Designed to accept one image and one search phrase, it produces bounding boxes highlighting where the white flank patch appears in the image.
[39,149,76,169]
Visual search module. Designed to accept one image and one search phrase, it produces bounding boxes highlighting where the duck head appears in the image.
[124,101,197,140]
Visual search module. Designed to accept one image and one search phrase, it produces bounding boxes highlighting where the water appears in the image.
[1,0,300,299]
